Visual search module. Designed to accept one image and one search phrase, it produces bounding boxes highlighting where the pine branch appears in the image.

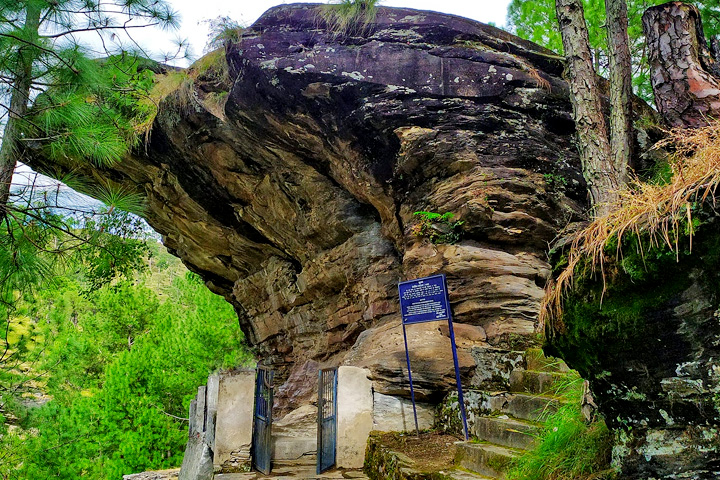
[0,33,79,74]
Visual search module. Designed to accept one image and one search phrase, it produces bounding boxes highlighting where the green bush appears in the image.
[2,249,253,479]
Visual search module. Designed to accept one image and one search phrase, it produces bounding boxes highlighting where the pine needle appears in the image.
[541,122,720,329]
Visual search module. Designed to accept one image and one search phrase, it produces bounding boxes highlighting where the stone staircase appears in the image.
[454,349,573,479]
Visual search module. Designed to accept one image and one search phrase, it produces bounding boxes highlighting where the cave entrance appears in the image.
[316,367,338,474]
[251,365,274,474]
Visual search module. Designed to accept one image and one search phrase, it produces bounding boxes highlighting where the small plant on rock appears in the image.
[543,172,568,193]
[206,16,245,50]
[411,211,464,244]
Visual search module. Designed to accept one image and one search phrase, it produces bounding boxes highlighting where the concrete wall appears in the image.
[213,369,255,471]
[205,374,219,451]
[335,366,373,469]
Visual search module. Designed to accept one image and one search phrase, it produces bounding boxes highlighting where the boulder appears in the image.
[24,3,585,403]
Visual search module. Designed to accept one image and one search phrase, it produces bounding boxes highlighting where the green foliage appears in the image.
[411,211,464,244]
[29,55,160,167]
[0,0,184,169]
[79,210,151,291]
[543,173,568,192]
[318,0,381,38]
[1,246,253,479]
[506,0,720,102]
[506,378,614,480]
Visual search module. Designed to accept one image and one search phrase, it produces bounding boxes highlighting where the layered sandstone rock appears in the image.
[25,4,585,406]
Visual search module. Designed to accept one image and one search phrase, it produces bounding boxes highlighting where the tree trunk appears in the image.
[555,0,621,217]
[643,2,720,128]
[0,5,41,215]
[605,0,632,183]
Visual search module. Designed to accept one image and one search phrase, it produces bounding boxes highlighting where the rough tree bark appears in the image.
[606,0,632,181]
[556,0,622,217]
[643,2,720,128]
[0,5,41,215]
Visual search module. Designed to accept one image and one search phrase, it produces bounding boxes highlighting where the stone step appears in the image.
[524,348,570,373]
[442,469,495,479]
[272,456,316,468]
[509,369,570,395]
[496,393,563,422]
[272,434,317,460]
[472,416,540,450]
[454,442,521,479]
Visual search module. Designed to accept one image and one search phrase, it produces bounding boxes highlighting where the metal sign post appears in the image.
[398,274,469,441]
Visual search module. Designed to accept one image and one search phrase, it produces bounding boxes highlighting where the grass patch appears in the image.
[506,378,614,480]
[187,49,228,83]
[318,0,380,38]
[135,71,190,139]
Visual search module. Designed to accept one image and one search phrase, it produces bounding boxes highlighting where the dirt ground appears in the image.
[373,431,462,472]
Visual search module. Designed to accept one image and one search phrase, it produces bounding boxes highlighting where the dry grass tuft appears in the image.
[134,50,230,141]
[541,123,720,329]
[134,71,191,140]
[528,67,551,91]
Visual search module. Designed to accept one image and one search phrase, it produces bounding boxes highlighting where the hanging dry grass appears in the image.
[134,71,191,141]
[541,122,720,330]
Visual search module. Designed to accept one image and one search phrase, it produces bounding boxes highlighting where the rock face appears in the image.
[546,222,720,479]
[25,4,584,405]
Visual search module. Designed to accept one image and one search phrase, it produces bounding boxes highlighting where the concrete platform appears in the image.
[214,457,368,479]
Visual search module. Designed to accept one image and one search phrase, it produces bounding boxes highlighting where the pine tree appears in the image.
[0,0,181,216]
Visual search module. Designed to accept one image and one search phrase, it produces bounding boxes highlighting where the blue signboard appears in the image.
[397,274,469,441]
[399,274,450,324]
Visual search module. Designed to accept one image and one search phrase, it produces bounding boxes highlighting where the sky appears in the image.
[136,0,513,62]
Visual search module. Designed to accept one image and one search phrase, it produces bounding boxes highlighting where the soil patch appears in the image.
[374,431,461,472]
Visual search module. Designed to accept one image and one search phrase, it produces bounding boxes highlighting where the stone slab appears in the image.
[214,370,256,470]
[123,469,180,480]
[272,435,316,460]
[179,435,213,480]
[205,373,220,450]
[336,366,373,469]
[188,398,198,436]
[196,386,206,433]
[371,392,435,432]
